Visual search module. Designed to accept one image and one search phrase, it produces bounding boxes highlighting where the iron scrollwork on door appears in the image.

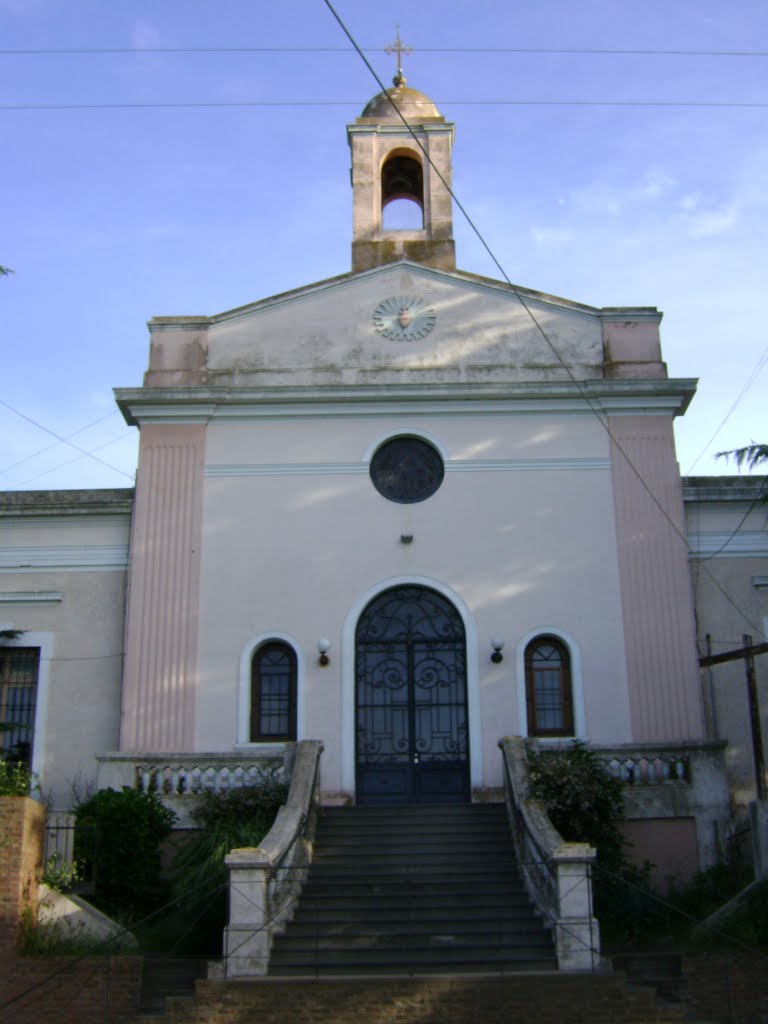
[355,585,469,803]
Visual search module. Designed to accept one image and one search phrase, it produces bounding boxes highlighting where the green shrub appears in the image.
[526,740,626,868]
[74,787,176,919]
[0,760,36,796]
[706,879,768,947]
[42,852,83,893]
[526,740,640,926]
[172,772,289,907]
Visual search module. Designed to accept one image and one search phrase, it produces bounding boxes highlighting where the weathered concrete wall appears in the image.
[0,491,131,808]
[684,476,768,815]
[139,264,666,390]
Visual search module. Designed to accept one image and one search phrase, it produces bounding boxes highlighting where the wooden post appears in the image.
[743,634,767,801]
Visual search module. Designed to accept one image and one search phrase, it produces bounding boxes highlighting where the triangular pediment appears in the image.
[143,262,662,390]
[210,263,606,387]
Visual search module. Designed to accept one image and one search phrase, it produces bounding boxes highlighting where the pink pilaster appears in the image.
[609,415,705,741]
[120,424,205,751]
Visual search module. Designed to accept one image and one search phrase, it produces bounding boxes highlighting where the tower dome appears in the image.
[360,76,443,123]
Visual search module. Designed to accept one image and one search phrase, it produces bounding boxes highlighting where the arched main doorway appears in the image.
[355,585,470,804]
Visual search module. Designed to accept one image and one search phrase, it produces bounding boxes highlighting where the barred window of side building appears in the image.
[0,647,40,766]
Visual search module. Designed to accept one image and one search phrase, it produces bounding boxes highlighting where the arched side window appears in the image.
[524,635,574,737]
[250,642,297,742]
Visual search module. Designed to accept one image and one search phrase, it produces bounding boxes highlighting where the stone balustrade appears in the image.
[499,737,600,972]
[222,739,324,977]
[97,746,294,795]
[96,747,296,827]
[595,745,689,785]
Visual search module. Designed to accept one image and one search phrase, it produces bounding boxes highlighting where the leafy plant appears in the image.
[716,442,768,472]
[526,740,639,926]
[527,740,626,868]
[172,771,288,906]
[42,852,83,893]
[74,787,176,919]
[0,760,37,796]
[19,908,114,956]
[698,878,768,947]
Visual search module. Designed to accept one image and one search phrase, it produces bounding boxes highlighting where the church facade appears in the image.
[1,78,765,879]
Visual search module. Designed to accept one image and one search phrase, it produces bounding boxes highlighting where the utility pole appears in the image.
[699,638,768,800]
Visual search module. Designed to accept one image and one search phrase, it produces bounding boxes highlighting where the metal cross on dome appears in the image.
[384,26,413,87]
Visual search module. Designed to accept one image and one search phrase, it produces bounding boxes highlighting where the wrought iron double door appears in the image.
[355,586,470,804]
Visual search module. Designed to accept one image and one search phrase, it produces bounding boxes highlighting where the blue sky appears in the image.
[1,0,766,489]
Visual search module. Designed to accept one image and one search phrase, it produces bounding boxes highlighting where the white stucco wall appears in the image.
[0,501,130,808]
[193,410,633,796]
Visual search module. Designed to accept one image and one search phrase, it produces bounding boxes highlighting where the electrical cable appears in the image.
[2,98,767,111]
[321,0,767,642]
[0,410,121,478]
[2,46,767,56]
[0,874,227,1014]
[685,343,768,473]
[12,429,135,487]
[699,476,768,561]
[0,398,134,481]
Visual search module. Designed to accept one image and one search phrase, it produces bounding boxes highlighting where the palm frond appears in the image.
[715,443,768,471]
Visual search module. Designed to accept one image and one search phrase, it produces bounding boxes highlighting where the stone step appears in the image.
[139,956,207,1014]
[269,945,557,970]
[147,976,691,1023]
[297,877,528,895]
[290,905,538,924]
[314,836,514,852]
[272,917,553,940]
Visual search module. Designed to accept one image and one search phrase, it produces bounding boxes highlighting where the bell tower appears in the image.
[348,60,456,274]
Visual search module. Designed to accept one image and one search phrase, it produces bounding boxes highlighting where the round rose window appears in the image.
[369,436,444,504]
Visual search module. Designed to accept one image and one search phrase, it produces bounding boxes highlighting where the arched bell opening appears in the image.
[381,152,424,230]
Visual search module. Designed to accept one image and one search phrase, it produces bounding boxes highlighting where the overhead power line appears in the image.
[0,398,134,481]
[2,46,767,56]
[2,99,767,111]
[685,343,768,473]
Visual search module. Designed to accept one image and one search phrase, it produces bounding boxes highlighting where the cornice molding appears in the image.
[0,591,63,605]
[204,456,612,479]
[688,532,768,559]
[116,379,697,426]
[144,260,662,329]
[0,545,129,573]
[0,514,131,530]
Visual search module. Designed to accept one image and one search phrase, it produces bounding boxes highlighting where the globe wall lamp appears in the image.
[317,638,331,667]
[491,637,505,664]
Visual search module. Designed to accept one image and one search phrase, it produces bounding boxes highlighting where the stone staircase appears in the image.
[133,803,710,1022]
[267,802,558,975]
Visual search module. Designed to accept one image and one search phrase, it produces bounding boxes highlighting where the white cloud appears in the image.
[642,170,676,200]
[678,192,702,213]
[684,205,739,239]
[530,226,574,247]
